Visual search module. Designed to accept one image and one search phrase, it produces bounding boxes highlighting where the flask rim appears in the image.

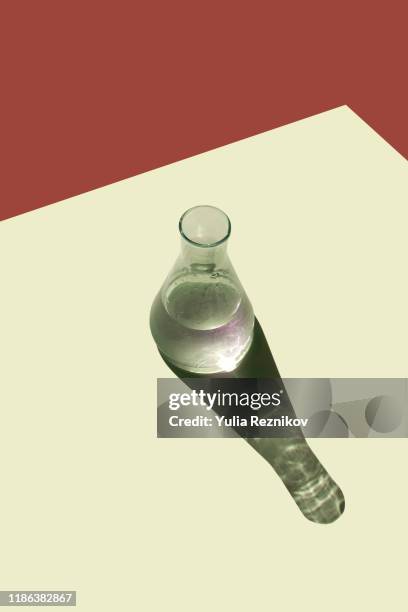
[179,205,231,248]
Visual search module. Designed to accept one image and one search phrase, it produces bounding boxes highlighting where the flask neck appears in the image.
[178,205,231,269]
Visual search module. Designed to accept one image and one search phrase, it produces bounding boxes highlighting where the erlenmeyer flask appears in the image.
[150,205,254,374]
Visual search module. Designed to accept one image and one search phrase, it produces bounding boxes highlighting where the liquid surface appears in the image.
[165,276,240,330]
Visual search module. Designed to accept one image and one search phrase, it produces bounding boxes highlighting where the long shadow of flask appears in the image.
[160,318,345,524]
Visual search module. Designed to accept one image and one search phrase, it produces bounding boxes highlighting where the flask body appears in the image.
[150,206,254,374]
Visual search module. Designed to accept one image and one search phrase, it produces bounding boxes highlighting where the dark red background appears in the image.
[1,1,406,221]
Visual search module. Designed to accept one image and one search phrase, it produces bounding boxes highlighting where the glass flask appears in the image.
[150,205,255,374]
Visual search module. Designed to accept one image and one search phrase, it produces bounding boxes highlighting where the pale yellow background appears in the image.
[0,106,407,610]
